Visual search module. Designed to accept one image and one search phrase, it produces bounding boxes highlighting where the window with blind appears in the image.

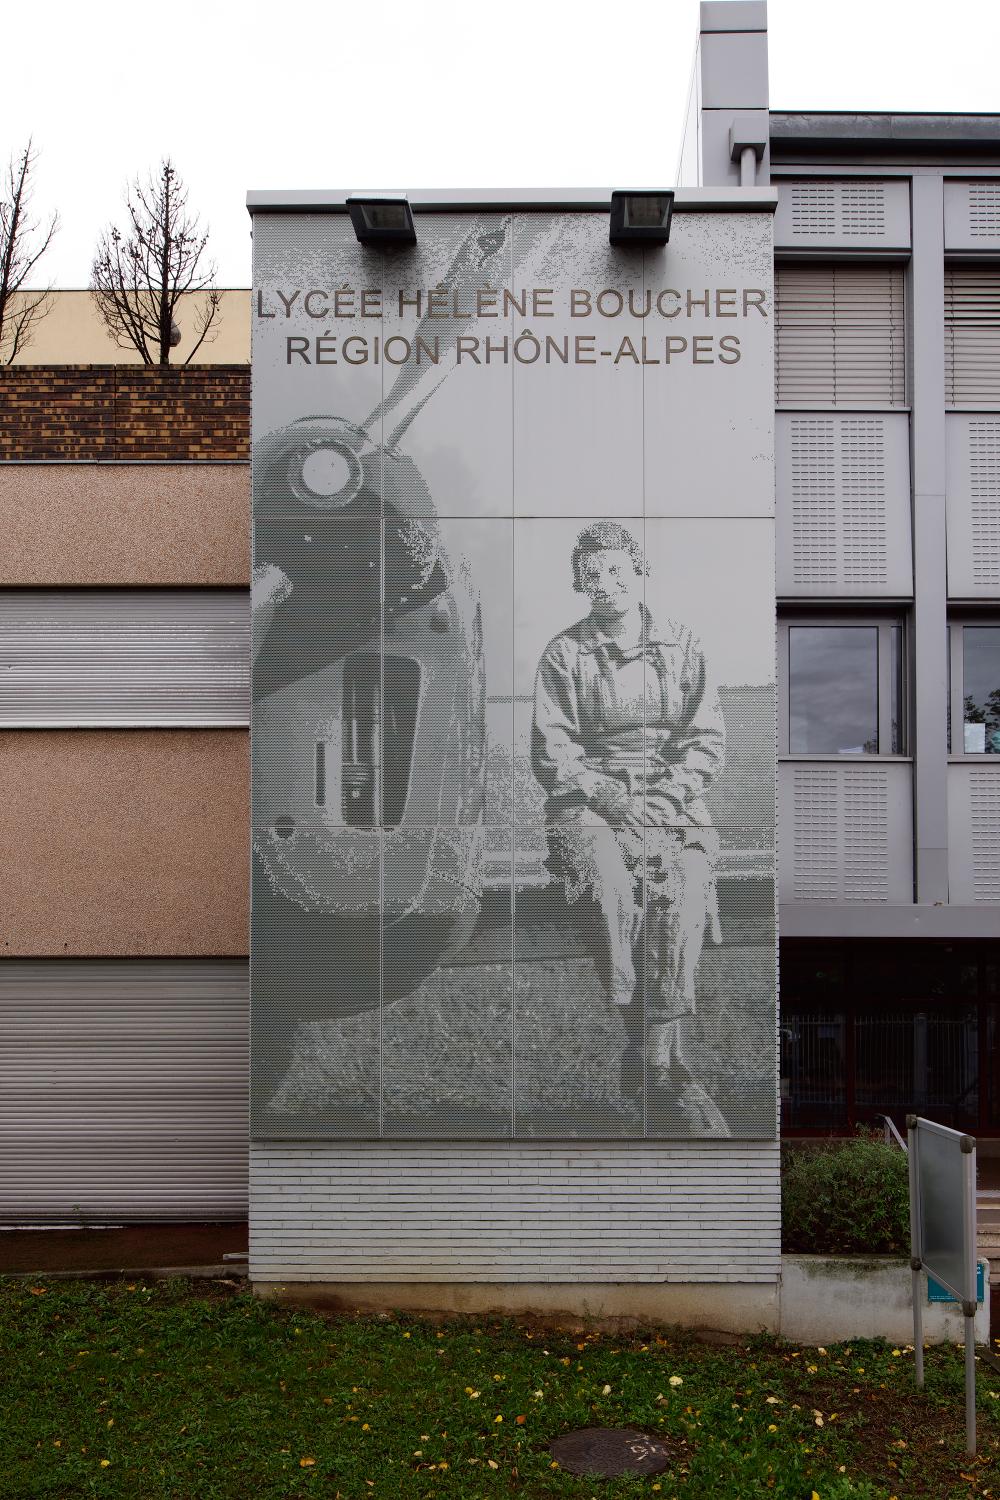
[775,263,907,408]
[945,264,1000,408]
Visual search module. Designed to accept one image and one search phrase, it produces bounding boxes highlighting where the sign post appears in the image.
[907,1115,978,1455]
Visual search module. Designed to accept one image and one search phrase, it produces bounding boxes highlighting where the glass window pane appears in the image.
[962,627,1000,754]
[788,627,879,754]
[890,624,904,754]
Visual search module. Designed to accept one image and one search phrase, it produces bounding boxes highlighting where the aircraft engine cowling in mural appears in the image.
[252,415,487,1020]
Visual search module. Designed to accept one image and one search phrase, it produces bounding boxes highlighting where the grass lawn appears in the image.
[3,1277,1000,1499]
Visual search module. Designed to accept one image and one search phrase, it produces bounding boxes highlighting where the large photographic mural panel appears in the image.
[251,205,777,1139]
[511,214,645,516]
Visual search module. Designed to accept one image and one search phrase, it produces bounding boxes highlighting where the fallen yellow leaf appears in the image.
[299,1457,315,1467]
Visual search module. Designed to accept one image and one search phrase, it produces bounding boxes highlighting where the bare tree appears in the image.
[0,140,59,364]
[91,159,221,365]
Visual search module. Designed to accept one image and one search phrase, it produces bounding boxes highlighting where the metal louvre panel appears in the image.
[945,266,1000,407]
[0,590,250,726]
[0,959,248,1224]
[249,1142,781,1283]
[775,264,906,408]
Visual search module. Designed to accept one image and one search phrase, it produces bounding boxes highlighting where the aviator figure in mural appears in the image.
[533,522,730,1134]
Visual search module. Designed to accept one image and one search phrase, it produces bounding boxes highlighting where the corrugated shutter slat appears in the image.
[0,590,250,727]
[0,959,249,1224]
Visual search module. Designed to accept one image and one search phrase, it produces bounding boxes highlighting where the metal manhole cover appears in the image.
[548,1427,673,1477]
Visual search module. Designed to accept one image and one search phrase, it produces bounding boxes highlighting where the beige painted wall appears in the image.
[0,730,249,956]
[6,289,249,364]
[0,463,249,584]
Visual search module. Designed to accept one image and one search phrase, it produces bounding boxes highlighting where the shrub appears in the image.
[781,1130,910,1254]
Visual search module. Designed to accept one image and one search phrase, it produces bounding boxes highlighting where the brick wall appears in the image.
[0,366,250,460]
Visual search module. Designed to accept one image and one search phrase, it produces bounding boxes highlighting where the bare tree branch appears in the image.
[90,159,222,366]
[0,140,59,364]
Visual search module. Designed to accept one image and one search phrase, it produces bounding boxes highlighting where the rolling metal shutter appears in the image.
[0,960,248,1224]
[945,264,1000,408]
[0,589,249,726]
[775,263,906,408]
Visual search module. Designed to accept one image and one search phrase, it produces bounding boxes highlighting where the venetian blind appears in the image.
[945,264,1000,408]
[775,263,907,408]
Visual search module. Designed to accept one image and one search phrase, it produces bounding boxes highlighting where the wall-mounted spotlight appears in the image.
[347,196,417,247]
[609,190,674,246]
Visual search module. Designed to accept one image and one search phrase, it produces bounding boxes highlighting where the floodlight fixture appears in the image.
[609,190,674,246]
[347,196,417,247]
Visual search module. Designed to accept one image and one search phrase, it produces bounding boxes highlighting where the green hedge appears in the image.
[781,1131,910,1254]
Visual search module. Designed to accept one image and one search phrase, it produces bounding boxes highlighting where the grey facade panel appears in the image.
[948,766,1000,904]
[944,180,1000,252]
[0,959,249,1224]
[946,413,1000,596]
[0,590,250,726]
[778,761,913,905]
[776,411,912,595]
[774,179,911,251]
[699,31,769,111]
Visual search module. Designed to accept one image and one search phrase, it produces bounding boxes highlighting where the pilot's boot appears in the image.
[647,1021,730,1137]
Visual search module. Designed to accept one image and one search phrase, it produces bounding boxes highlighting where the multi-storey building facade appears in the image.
[1,2,998,1277]
[681,2,1000,1137]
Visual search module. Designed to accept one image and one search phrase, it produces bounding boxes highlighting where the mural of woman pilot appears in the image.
[531,521,730,1135]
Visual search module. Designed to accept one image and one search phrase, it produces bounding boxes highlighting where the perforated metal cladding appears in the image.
[842,767,889,901]
[839,183,887,237]
[0,590,249,726]
[945,265,1000,407]
[250,208,777,1142]
[969,183,1000,239]
[970,771,1000,902]
[970,419,1000,588]
[784,763,910,905]
[775,264,906,408]
[787,181,887,239]
[776,180,909,251]
[840,419,887,584]
[787,416,895,590]
[790,182,836,237]
[791,768,840,901]
[789,420,837,585]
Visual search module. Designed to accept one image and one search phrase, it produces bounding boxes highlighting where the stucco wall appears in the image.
[0,729,249,955]
[0,463,249,585]
[6,289,250,365]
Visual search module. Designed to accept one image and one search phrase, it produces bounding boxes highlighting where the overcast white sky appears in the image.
[7,0,999,287]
